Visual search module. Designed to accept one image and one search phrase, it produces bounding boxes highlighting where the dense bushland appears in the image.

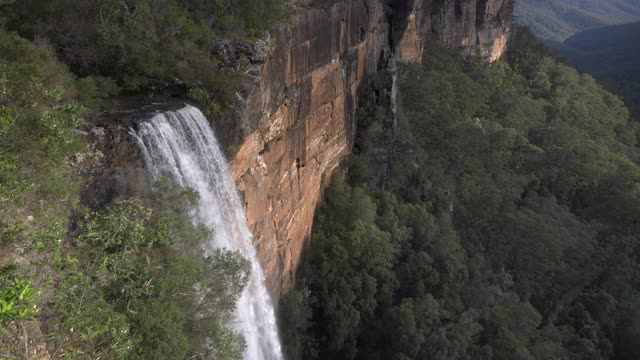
[0,0,287,115]
[0,15,254,359]
[281,27,640,360]
[48,182,250,359]
[551,21,640,120]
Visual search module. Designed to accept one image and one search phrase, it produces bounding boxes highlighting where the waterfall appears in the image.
[131,105,283,360]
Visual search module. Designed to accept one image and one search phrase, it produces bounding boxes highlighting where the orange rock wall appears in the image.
[434,0,513,60]
[230,0,512,299]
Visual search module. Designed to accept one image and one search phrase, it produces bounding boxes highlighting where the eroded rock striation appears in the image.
[230,0,513,299]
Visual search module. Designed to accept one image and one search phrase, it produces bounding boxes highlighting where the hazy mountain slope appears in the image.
[553,21,640,118]
[515,0,640,41]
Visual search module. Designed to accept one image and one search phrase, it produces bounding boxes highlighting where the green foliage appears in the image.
[0,28,85,205]
[295,178,398,358]
[81,198,169,251]
[0,0,287,156]
[2,0,286,112]
[182,0,290,39]
[0,277,38,327]
[0,32,87,352]
[187,77,239,119]
[0,7,263,358]
[550,21,640,120]
[0,220,25,246]
[279,285,317,360]
[75,76,121,109]
[283,27,640,360]
[48,183,251,359]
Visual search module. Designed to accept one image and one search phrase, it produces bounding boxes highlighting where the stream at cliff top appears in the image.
[131,105,283,360]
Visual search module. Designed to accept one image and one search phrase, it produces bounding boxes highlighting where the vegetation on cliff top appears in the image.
[548,21,640,120]
[1,0,287,114]
[281,27,640,360]
[0,29,252,356]
[0,0,290,356]
[47,183,251,359]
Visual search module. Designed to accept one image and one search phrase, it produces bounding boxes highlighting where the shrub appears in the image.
[0,28,85,205]
[49,182,251,359]
[0,277,38,327]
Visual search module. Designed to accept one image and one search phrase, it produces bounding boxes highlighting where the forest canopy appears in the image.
[281,27,640,360]
[0,0,288,123]
[1,0,286,87]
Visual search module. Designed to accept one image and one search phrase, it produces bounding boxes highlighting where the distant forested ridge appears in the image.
[280,27,640,360]
[515,0,640,41]
[551,21,640,119]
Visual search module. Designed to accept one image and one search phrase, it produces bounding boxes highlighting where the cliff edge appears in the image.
[230,0,513,299]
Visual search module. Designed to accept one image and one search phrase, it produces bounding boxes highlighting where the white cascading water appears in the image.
[131,105,283,360]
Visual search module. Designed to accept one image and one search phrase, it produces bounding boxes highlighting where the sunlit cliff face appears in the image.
[230,0,512,299]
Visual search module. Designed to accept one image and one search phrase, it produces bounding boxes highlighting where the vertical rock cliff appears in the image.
[230,0,513,298]
[433,0,513,61]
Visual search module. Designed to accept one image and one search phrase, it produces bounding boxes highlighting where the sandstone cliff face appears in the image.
[230,0,513,299]
[231,0,388,298]
[433,0,513,61]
